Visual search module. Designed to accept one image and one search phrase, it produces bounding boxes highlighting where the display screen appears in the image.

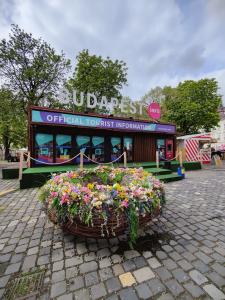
[56,135,72,163]
[35,133,53,163]
[92,136,104,162]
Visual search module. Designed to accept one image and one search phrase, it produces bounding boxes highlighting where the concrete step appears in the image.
[156,173,183,183]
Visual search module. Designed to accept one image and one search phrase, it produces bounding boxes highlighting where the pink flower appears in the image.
[51,192,58,198]
[83,195,90,204]
[61,194,68,204]
[121,200,129,208]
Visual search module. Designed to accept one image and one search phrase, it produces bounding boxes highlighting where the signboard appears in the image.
[147,102,161,120]
[31,109,176,134]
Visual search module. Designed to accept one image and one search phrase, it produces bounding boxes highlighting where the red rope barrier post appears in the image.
[19,150,24,180]
[123,152,127,168]
[156,150,159,169]
[80,152,83,171]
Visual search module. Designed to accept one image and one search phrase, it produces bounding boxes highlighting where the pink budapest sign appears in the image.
[147,102,161,120]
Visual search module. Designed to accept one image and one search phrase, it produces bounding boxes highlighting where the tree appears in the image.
[141,86,165,104]
[0,24,71,113]
[0,88,27,159]
[66,49,128,113]
[162,79,222,134]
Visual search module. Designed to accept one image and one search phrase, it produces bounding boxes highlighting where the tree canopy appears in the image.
[162,78,222,134]
[0,24,71,113]
[0,88,26,159]
[66,49,128,112]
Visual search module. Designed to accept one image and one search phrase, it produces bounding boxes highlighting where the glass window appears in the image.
[35,133,53,164]
[124,137,133,161]
[76,136,91,163]
[92,136,105,162]
[56,135,72,163]
[111,137,122,161]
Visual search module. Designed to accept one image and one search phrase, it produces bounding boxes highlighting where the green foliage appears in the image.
[66,49,128,113]
[162,79,222,134]
[0,88,27,159]
[0,24,71,113]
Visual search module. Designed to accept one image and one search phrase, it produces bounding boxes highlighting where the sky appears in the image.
[1,0,225,102]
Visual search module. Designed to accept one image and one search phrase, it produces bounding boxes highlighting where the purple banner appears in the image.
[32,110,176,134]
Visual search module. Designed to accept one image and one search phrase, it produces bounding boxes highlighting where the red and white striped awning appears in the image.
[177,133,212,141]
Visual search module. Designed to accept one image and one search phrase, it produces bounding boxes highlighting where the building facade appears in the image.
[28,106,176,166]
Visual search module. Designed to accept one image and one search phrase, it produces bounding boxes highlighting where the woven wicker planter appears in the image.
[46,204,161,238]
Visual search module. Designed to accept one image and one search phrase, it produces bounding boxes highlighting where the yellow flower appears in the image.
[87,183,94,190]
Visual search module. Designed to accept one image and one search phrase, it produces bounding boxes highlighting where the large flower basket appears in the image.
[39,166,165,245]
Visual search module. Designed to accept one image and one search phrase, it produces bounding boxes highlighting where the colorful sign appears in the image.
[147,102,161,120]
[32,109,175,134]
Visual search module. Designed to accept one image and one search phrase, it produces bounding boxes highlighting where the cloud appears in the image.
[0,0,225,102]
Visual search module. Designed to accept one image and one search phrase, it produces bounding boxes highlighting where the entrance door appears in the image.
[166,139,174,160]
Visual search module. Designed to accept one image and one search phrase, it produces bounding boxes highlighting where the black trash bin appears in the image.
[164,161,171,169]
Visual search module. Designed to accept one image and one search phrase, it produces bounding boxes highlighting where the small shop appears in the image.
[28,106,176,166]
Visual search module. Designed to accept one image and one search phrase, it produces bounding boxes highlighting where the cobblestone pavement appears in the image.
[0,170,225,300]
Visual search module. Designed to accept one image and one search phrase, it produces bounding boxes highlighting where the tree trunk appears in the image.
[3,135,10,161]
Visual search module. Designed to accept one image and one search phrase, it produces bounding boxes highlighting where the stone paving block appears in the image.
[189,270,208,285]
[66,266,78,279]
[147,257,161,269]
[0,275,10,288]
[90,282,107,300]
[119,287,138,300]
[53,260,64,272]
[122,259,136,272]
[22,254,37,270]
[5,262,21,275]
[165,279,184,297]
[105,277,121,293]
[172,268,190,283]
[192,259,209,273]
[124,250,140,260]
[99,267,113,281]
[135,282,153,299]
[97,247,111,258]
[99,257,111,269]
[119,272,136,287]
[142,251,153,258]
[57,293,73,300]
[155,266,172,281]
[74,288,90,300]
[76,242,88,255]
[203,284,225,299]
[85,271,99,287]
[162,258,178,270]
[27,246,39,256]
[184,282,205,298]
[52,270,65,283]
[37,255,49,266]
[147,278,166,296]
[212,263,225,277]
[84,252,96,262]
[133,266,155,283]
[69,275,84,291]
[65,256,83,268]
[177,259,193,271]
[113,264,124,276]
[207,271,225,288]
[156,293,174,300]
[51,280,67,298]
[10,254,24,264]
